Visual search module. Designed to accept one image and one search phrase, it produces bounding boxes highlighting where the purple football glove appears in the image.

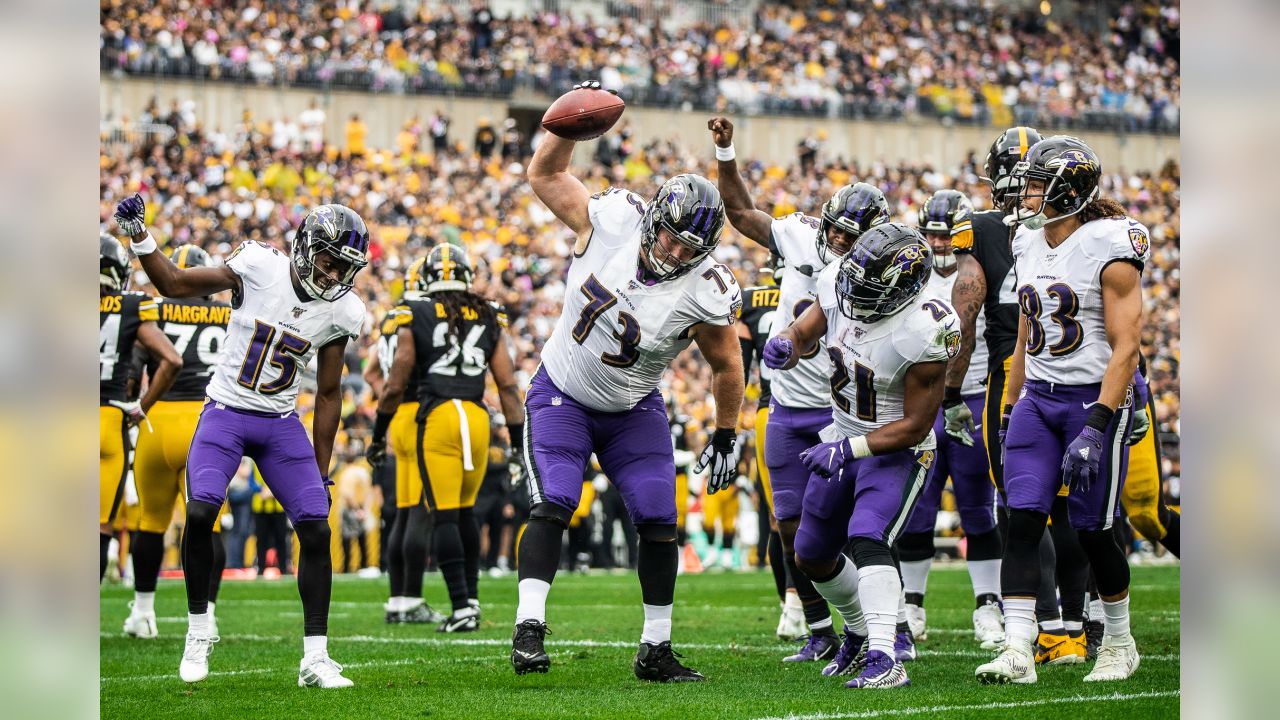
[799,439,852,481]
[114,192,147,236]
[998,404,1012,464]
[762,336,794,369]
[1062,426,1106,493]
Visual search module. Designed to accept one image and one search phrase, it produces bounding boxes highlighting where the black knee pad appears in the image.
[433,508,460,525]
[186,500,220,532]
[896,531,935,562]
[636,523,678,544]
[965,528,1003,561]
[293,519,330,549]
[1007,508,1049,547]
[849,537,894,568]
[529,502,573,529]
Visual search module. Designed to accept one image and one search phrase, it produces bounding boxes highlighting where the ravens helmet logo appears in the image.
[882,244,926,283]
[1049,149,1098,177]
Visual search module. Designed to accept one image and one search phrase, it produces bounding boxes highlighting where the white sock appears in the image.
[188,612,210,637]
[1089,597,1104,622]
[857,564,900,657]
[207,601,216,618]
[1065,620,1083,633]
[402,597,422,610]
[468,598,480,609]
[1102,596,1131,638]
[133,591,155,614]
[967,559,1001,598]
[303,635,327,658]
[897,589,907,623]
[810,556,867,635]
[784,590,802,612]
[515,579,551,624]
[1041,617,1065,633]
[900,558,932,597]
[1003,597,1037,652]
[641,603,673,645]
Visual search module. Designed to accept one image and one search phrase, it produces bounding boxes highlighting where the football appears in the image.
[540,87,625,141]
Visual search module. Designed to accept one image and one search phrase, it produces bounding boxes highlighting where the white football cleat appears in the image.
[179,633,219,683]
[973,603,1006,649]
[298,654,354,688]
[905,603,927,641]
[123,602,157,639]
[1083,634,1140,682]
[776,603,806,641]
[975,644,1037,685]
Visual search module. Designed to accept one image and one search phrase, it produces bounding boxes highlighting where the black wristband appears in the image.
[507,423,525,445]
[943,386,964,407]
[373,410,394,443]
[1000,404,1013,429]
[711,428,736,451]
[1084,404,1115,432]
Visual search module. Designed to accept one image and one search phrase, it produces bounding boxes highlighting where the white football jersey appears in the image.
[1012,217,1150,385]
[925,270,987,396]
[541,188,742,412]
[205,241,366,414]
[768,212,836,409]
[817,261,958,443]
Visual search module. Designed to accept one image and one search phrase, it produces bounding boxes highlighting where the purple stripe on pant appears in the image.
[1004,380,1132,531]
[794,449,932,565]
[904,394,996,536]
[524,368,676,525]
[764,402,833,521]
[187,400,331,524]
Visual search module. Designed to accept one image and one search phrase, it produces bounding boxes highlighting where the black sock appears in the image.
[896,621,910,634]
[767,530,788,602]
[905,591,925,607]
[459,507,480,602]
[1034,526,1059,624]
[517,516,564,584]
[1160,509,1180,557]
[209,532,226,604]
[100,532,111,582]
[722,530,735,553]
[386,508,407,597]
[294,520,332,636]
[402,505,430,599]
[676,528,687,547]
[432,511,468,611]
[637,535,678,607]
[787,551,834,635]
[976,592,1000,608]
[131,531,164,593]
[1049,497,1088,626]
[181,501,220,614]
[1001,509,1048,600]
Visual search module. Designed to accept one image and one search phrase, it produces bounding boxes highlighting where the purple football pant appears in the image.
[523,369,675,525]
[765,403,833,522]
[794,448,933,566]
[1004,380,1133,532]
[903,394,996,536]
[187,400,331,524]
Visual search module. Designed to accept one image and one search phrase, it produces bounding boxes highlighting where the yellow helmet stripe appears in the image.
[175,245,190,268]
[441,244,453,281]
[1016,126,1029,159]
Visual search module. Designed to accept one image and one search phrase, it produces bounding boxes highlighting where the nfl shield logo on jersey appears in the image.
[1128,227,1150,257]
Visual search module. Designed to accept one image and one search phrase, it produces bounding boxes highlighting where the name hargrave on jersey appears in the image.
[540,187,741,413]
[205,241,365,414]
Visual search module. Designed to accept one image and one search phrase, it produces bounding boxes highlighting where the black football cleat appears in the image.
[402,603,448,625]
[1085,620,1104,660]
[511,620,551,675]
[634,642,705,682]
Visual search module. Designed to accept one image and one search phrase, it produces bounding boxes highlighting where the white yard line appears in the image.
[750,690,1181,720]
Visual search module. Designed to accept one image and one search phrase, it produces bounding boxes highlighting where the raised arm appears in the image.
[114,194,241,298]
[708,117,774,248]
[528,132,592,241]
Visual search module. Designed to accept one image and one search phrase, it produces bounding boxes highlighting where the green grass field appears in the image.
[100,565,1179,719]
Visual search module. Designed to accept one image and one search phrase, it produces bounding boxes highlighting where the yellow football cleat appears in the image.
[1034,631,1087,666]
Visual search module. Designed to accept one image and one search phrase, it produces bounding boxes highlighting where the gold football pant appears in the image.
[133,400,223,533]
[1121,392,1175,543]
[415,400,490,511]
[754,405,773,516]
[100,405,129,526]
[391,402,422,508]
[702,485,739,535]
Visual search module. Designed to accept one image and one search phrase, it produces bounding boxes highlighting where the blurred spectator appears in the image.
[224,460,256,569]
[474,118,498,159]
[346,113,368,157]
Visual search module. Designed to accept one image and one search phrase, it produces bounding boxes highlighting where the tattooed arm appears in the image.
[946,253,985,390]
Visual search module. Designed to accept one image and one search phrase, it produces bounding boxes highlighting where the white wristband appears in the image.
[850,435,872,459]
[130,233,158,256]
[714,144,736,162]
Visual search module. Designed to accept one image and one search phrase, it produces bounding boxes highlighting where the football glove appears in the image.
[942,392,976,447]
[572,80,618,95]
[1062,426,1105,494]
[114,193,147,237]
[762,336,794,369]
[695,428,738,494]
[998,404,1013,464]
[799,439,851,481]
[365,438,388,467]
[1126,406,1150,446]
[108,399,152,432]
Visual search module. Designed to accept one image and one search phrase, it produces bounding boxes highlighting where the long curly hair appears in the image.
[431,288,498,343]
[1079,197,1128,224]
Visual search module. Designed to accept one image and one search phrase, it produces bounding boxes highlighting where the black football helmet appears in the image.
[640,174,725,281]
[762,252,783,285]
[918,190,974,269]
[171,243,212,269]
[422,243,474,293]
[292,204,370,301]
[981,126,1043,210]
[101,232,130,293]
[1009,136,1102,230]
[403,256,428,299]
[817,183,891,264]
[835,223,932,322]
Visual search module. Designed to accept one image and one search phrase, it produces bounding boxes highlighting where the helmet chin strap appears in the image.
[933,254,957,270]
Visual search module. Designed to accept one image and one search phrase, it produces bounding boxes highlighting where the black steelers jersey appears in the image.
[399,294,504,419]
[146,297,232,401]
[953,209,1018,364]
[376,306,420,403]
[739,285,780,405]
[100,291,158,405]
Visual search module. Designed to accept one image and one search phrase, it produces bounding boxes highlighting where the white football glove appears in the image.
[109,399,152,432]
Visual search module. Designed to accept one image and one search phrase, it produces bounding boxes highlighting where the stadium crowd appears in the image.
[98,97,1180,571]
[100,0,1180,133]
